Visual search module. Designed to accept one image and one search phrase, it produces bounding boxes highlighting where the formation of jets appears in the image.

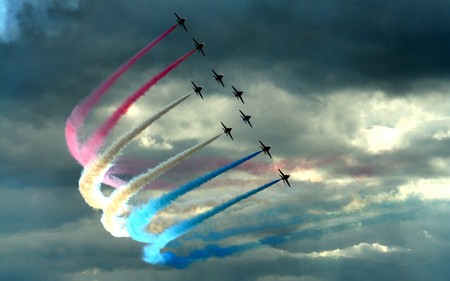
[278,169,291,187]
[232,86,245,104]
[259,141,272,159]
[175,13,187,32]
[221,122,233,140]
[212,69,225,87]
[176,12,292,188]
[239,110,252,128]
[193,38,206,56]
[191,81,203,99]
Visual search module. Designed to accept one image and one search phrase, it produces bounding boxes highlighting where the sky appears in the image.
[1,0,450,280]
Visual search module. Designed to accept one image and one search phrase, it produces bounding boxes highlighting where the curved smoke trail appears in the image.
[80,49,197,162]
[78,93,193,210]
[158,205,422,268]
[180,198,421,244]
[127,150,264,242]
[102,133,223,237]
[140,179,282,266]
[65,24,178,165]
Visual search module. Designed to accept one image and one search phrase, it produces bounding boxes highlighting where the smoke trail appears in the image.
[80,49,197,162]
[149,201,422,268]
[65,24,178,163]
[102,133,223,237]
[184,198,419,243]
[78,93,193,210]
[127,150,264,242]
[141,179,281,265]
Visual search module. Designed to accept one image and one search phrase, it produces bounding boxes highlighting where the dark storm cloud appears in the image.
[0,217,144,281]
[0,186,91,234]
[3,0,449,124]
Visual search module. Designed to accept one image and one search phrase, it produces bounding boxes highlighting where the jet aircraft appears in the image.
[239,110,252,128]
[221,122,233,140]
[259,140,272,159]
[193,38,205,56]
[212,69,225,87]
[232,85,245,103]
[174,13,187,31]
[278,169,291,187]
[191,81,204,99]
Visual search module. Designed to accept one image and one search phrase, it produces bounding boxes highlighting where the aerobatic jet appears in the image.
[221,122,233,140]
[232,85,245,103]
[193,38,205,56]
[212,69,225,87]
[239,110,252,128]
[191,81,204,99]
[278,169,291,187]
[174,13,187,31]
[259,140,272,159]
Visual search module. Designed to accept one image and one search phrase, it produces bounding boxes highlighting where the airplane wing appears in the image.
[200,48,205,56]
[238,95,244,104]
[191,81,197,88]
[181,23,187,31]
[259,140,265,146]
[267,150,272,159]
[232,85,237,93]
[175,13,181,20]
[219,79,225,87]
[198,92,203,99]
[247,119,253,128]
[278,169,284,176]
[285,178,291,187]
[239,109,245,116]
[221,122,226,129]
[212,69,218,76]
[193,38,199,45]
[228,132,234,140]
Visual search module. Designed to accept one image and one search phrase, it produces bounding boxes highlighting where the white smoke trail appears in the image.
[78,93,193,209]
[101,133,222,237]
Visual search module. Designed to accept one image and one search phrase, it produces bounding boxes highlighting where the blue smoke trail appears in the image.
[127,150,263,242]
[142,179,282,267]
[184,198,421,243]
[155,202,423,268]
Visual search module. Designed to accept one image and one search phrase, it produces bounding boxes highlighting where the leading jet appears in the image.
[278,169,291,187]
[191,81,204,99]
[212,69,225,87]
[259,140,272,159]
[221,122,233,140]
[239,110,252,128]
[193,38,205,56]
[174,13,187,31]
[232,85,245,103]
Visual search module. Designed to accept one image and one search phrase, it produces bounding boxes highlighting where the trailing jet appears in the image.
[221,122,233,140]
[239,110,252,128]
[193,38,205,56]
[212,69,225,87]
[232,85,245,103]
[259,140,272,159]
[191,81,204,99]
[278,169,291,187]
[174,13,187,31]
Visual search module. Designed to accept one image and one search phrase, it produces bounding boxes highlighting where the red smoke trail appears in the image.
[65,24,178,165]
[80,48,197,160]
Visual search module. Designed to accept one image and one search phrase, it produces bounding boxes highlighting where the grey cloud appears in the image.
[0,0,82,43]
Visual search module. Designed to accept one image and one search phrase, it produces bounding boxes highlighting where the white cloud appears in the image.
[432,128,450,141]
[398,178,450,201]
[305,242,408,259]
[138,133,174,150]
